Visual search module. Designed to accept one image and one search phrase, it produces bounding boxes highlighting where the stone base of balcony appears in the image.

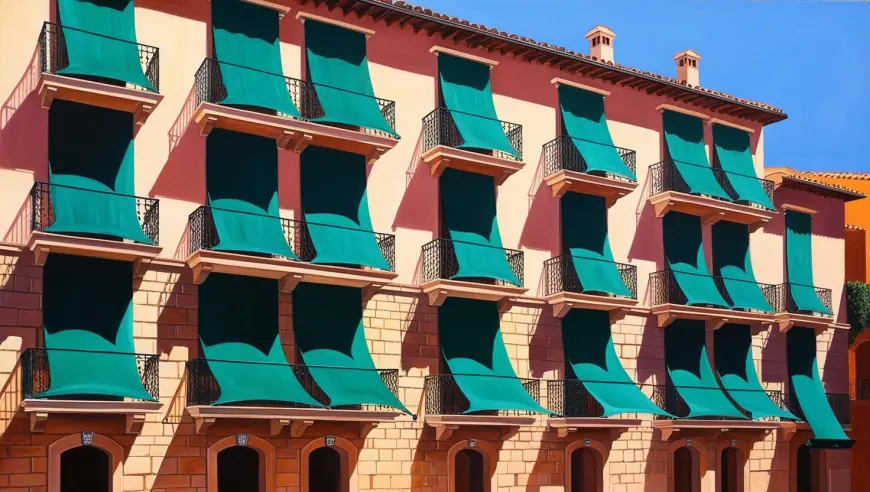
[186,249,397,294]
[778,422,853,444]
[27,231,162,282]
[651,303,776,331]
[38,73,163,126]
[186,405,400,437]
[545,292,640,320]
[20,399,162,434]
[544,170,638,203]
[422,145,523,185]
[548,417,641,438]
[194,103,397,164]
[775,313,839,333]
[649,191,775,228]
[652,419,781,441]
[421,279,528,311]
[425,414,537,441]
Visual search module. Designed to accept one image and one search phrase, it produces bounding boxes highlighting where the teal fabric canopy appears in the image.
[563,309,670,417]
[664,320,746,419]
[561,192,631,297]
[714,324,796,419]
[712,124,774,210]
[438,298,548,414]
[300,146,390,270]
[711,221,774,312]
[304,19,397,136]
[663,212,729,307]
[787,327,851,446]
[440,169,520,286]
[206,129,297,259]
[57,0,154,90]
[39,254,153,401]
[292,283,409,412]
[662,110,730,200]
[198,274,320,406]
[47,100,152,244]
[438,54,518,157]
[786,211,833,315]
[211,0,298,116]
[558,85,635,181]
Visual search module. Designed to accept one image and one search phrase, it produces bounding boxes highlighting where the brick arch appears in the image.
[447,439,498,492]
[565,438,609,492]
[715,439,751,492]
[301,436,359,492]
[207,434,276,492]
[667,438,711,492]
[48,433,124,492]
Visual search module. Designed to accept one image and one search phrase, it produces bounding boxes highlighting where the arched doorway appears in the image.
[673,446,699,492]
[570,448,600,491]
[60,446,110,492]
[796,444,813,492]
[217,446,260,492]
[720,447,741,492]
[309,447,343,492]
[454,449,484,492]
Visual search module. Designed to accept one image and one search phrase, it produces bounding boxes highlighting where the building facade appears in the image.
[0,1,858,491]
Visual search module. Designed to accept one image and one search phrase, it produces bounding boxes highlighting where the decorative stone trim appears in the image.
[300,435,359,492]
[207,434,276,492]
[48,433,124,492]
[447,439,498,492]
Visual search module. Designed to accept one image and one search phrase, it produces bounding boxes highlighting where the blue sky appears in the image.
[411,0,870,172]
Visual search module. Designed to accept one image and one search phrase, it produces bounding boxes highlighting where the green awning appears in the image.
[292,283,409,413]
[562,193,631,297]
[211,0,298,116]
[300,146,390,270]
[662,110,730,200]
[46,100,152,244]
[206,129,297,259]
[57,0,154,90]
[440,169,520,286]
[38,254,153,401]
[438,298,548,414]
[563,309,670,417]
[787,327,852,447]
[557,85,635,181]
[198,274,320,406]
[304,19,397,136]
[711,221,774,312]
[438,54,518,157]
[785,211,833,314]
[712,124,775,210]
[663,212,729,307]
[714,324,796,419]
[665,320,746,419]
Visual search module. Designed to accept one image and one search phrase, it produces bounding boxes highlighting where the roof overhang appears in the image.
[767,173,866,202]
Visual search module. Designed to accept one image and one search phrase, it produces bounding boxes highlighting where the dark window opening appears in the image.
[571,448,600,491]
[720,448,740,492]
[61,446,110,492]
[673,446,697,492]
[797,444,813,492]
[455,449,485,492]
[309,447,343,492]
[218,446,260,492]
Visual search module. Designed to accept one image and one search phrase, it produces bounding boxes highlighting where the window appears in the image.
[309,447,342,492]
[60,446,110,492]
[217,446,260,492]
[796,444,813,492]
[679,59,685,67]
[570,448,600,491]
[454,449,485,492]
[720,448,740,492]
[673,446,699,492]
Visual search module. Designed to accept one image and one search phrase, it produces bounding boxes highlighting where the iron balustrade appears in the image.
[422,107,523,162]
[185,358,400,411]
[31,181,160,245]
[787,391,850,425]
[424,374,541,416]
[546,379,605,418]
[38,21,159,92]
[649,269,777,311]
[648,159,775,210]
[857,379,870,400]
[542,135,637,182]
[185,206,395,271]
[421,238,523,286]
[770,283,833,316]
[652,381,791,421]
[21,348,159,401]
[193,58,397,138]
[543,255,637,299]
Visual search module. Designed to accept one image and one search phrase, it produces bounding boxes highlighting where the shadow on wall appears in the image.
[393,131,438,234]
[136,0,210,21]
[761,325,787,386]
[823,326,849,393]
[528,307,562,380]
[769,188,846,240]
[520,158,559,255]
[628,200,663,266]
[398,290,439,374]
[154,267,199,359]
[278,149,301,214]
[635,316,666,385]
[150,122,205,203]
[0,91,47,180]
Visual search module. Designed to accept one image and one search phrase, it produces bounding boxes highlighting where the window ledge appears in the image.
[421,145,523,185]
[39,73,163,125]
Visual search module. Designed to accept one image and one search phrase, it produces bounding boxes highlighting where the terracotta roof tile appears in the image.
[803,171,870,181]
[846,224,865,231]
[767,169,866,200]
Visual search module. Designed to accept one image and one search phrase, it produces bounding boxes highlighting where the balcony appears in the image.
[649,270,778,330]
[186,58,397,163]
[18,348,161,434]
[771,283,837,332]
[180,206,397,293]
[421,108,523,185]
[543,255,639,319]
[37,22,162,125]
[542,136,638,201]
[786,391,850,427]
[423,375,540,440]
[184,359,402,436]
[648,159,776,227]
[420,238,527,310]
[545,380,642,438]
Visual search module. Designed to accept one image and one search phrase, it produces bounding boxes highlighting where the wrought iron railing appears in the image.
[21,348,159,401]
[184,206,395,271]
[424,374,541,416]
[30,181,160,245]
[649,269,777,311]
[193,58,397,138]
[422,107,523,161]
[421,238,523,286]
[546,379,605,417]
[648,159,775,210]
[185,359,400,411]
[543,255,636,299]
[787,391,850,425]
[542,135,636,182]
[857,379,870,401]
[38,21,159,92]
[651,381,791,421]
[770,283,833,316]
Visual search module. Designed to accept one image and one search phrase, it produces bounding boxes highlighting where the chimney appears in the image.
[674,49,701,87]
[585,25,615,63]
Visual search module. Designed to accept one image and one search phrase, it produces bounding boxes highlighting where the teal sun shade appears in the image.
[785,211,833,315]
[711,221,773,312]
[662,110,729,200]
[712,124,774,210]
[663,212,729,307]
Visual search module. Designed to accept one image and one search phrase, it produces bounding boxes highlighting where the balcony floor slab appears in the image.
[545,169,637,202]
[652,419,782,441]
[27,231,162,281]
[775,313,840,333]
[186,405,401,436]
[421,278,527,310]
[425,414,537,441]
[649,191,775,227]
[422,145,523,185]
[39,73,163,125]
[545,292,640,320]
[651,303,776,331]
[20,399,162,434]
[547,417,642,438]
